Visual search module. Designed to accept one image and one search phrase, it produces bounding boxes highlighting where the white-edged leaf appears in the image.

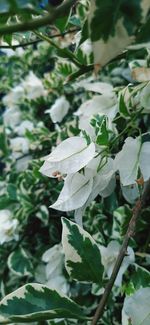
[62,218,104,284]
[50,172,93,211]
[89,13,132,67]
[123,287,150,325]
[88,1,149,68]
[40,137,95,176]
[8,247,33,277]
[0,283,86,323]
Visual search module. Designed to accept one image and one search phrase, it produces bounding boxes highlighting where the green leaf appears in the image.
[8,247,33,277]
[3,33,12,46]
[55,13,70,33]
[89,0,142,42]
[0,195,17,209]
[0,126,9,156]
[119,94,130,117]
[62,218,104,284]
[90,0,119,42]
[130,264,150,290]
[90,115,109,146]
[0,283,86,323]
[7,184,17,201]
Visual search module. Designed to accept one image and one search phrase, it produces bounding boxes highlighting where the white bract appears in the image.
[45,96,70,123]
[74,158,115,225]
[22,71,47,100]
[99,241,135,286]
[0,210,18,244]
[122,287,150,325]
[10,137,30,159]
[114,137,150,186]
[2,85,24,109]
[3,108,21,128]
[42,244,69,294]
[121,183,140,204]
[50,172,93,211]
[15,120,34,136]
[80,39,93,58]
[75,94,118,137]
[75,81,113,95]
[40,136,95,177]
[16,155,32,172]
[140,82,150,112]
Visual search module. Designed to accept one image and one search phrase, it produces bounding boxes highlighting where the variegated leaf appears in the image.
[62,218,104,284]
[0,283,86,323]
[89,0,150,68]
[8,247,33,277]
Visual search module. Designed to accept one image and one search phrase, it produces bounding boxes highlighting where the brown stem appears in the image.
[0,28,79,49]
[0,0,77,35]
[92,179,150,325]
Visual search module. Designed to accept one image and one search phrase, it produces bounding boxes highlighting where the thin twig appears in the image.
[0,28,79,49]
[0,0,77,35]
[92,179,150,325]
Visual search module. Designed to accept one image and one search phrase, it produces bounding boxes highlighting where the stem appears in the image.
[0,0,77,35]
[92,179,150,325]
[34,30,82,68]
[0,28,79,49]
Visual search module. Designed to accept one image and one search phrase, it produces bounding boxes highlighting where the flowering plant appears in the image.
[0,1,150,325]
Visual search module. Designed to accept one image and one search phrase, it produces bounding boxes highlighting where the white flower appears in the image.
[10,137,29,159]
[99,241,135,286]
[3,108,21,128]
[2,85,24,109]
[15,120,34,136]
[0,210,18,244]
[114,137,150,186]
[45,96,70,123]
[75,94,118,137]
[22,71,47,100]
[42,244,69,294]
[40,136,95,177]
